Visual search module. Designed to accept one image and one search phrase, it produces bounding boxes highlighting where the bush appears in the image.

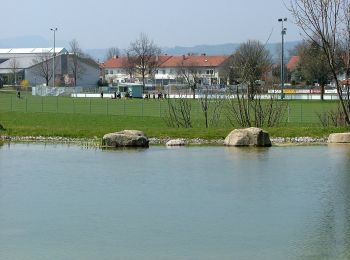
[21,80,29,88]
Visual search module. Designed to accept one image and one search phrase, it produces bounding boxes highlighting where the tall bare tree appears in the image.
[220,55,238,85]
[232,40,272,100]
[290,0,350,125]
[122,51,137,80]
[69,39,86,86]
[128,33,161,90]
[31,52,53,86]
[105,47,120,60]
[297,40,332,100]
[9,57,20,85]
[224,40,285,127]
[339,1,350,102]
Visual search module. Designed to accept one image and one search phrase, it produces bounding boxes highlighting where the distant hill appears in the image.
[0,35,300,63]
[162,43,240,56]
[0,35,49,48]
[162,41,300,61]
[86,41,300,62]
[0,35,66,49]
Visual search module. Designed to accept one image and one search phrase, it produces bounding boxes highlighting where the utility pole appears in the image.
[50,27,58,87]
[278,18,287,99]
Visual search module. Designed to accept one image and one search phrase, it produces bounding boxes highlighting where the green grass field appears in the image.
[0,90,347,139]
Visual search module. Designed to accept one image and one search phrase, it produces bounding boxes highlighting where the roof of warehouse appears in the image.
[0,48,67,55]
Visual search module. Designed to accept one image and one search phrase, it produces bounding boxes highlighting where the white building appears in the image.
[0,48,100,86]
[102,54,230,86]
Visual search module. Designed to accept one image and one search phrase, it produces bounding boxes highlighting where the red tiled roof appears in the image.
[159,55,229,68]
[103,56,130,68]
[287,56,299,70]
[103,55,172,69]
[340,79,350,85]
[103,55,229,69]
[157,55,173,64]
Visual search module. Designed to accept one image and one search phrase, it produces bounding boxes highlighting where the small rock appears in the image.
[166,139,187,146]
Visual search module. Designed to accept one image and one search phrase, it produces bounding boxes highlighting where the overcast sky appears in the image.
[2,0,301,49]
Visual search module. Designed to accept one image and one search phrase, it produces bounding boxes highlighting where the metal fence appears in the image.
[0,91,340,126]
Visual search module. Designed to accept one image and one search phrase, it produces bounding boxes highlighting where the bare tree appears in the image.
[164,94,192,128]
[297,40,332,100]
[232,40,272,100]
[122,51,137,80]
[105,47,120,60]
[290,0,350,125]
[69,39,86,86]
[339,1,350,103]
[220,55,238,85]
[128,33,161,90]
[200,86,224,128]
[176,57,201,99]
[9,57,20,85]
[31,52,53,86]
[224,40,286,127]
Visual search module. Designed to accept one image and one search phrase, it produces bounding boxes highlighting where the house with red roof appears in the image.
[155,54,230,85]
[101,56,134,83]
[101,55,172,84]
[287,56,300,71]
[102,54,230,86]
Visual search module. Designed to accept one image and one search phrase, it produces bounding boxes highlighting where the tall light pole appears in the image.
[278,18,287,99]
[50,27,58,88]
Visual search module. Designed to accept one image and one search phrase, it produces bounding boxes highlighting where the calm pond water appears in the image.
[0,143,349,260]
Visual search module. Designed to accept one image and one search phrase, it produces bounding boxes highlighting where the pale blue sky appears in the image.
[3,0,300,49]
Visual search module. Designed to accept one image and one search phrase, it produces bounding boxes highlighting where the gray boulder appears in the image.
[328,133,350,143]
[102,130,149,148]
[224,127,271,147]
[166,139,187,146]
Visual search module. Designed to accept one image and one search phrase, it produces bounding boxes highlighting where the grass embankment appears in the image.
[0,90,348,139]
[0,111,347,140]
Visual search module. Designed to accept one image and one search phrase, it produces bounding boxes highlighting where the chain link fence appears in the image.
[0,90,339,126]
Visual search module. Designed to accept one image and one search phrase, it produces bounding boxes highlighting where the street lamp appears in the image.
[278,18,287,99]
[50,27,58,87]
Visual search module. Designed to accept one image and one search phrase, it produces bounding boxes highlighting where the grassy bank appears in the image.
[0,111,347,140]
[0,90,340,124]
[1,91,348,139]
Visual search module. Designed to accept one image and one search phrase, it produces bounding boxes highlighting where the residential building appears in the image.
[156,54,230,85]
[101,56,133,84]
[102,54,230,86]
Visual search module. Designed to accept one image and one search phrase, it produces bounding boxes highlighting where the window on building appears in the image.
[110,70,113,74]
[105,69,109,74]
[206,69,214,75]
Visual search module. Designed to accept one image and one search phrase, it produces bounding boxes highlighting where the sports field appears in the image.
[0,90,345,139]
[0,90,339,122]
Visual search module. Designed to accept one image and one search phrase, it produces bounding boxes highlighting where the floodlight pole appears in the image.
[278,18,287,99]
[50,27,58,88]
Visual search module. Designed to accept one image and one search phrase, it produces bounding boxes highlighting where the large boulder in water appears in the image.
[328,132,350,143]
[224,127,271,147]
[103,130,149,148]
